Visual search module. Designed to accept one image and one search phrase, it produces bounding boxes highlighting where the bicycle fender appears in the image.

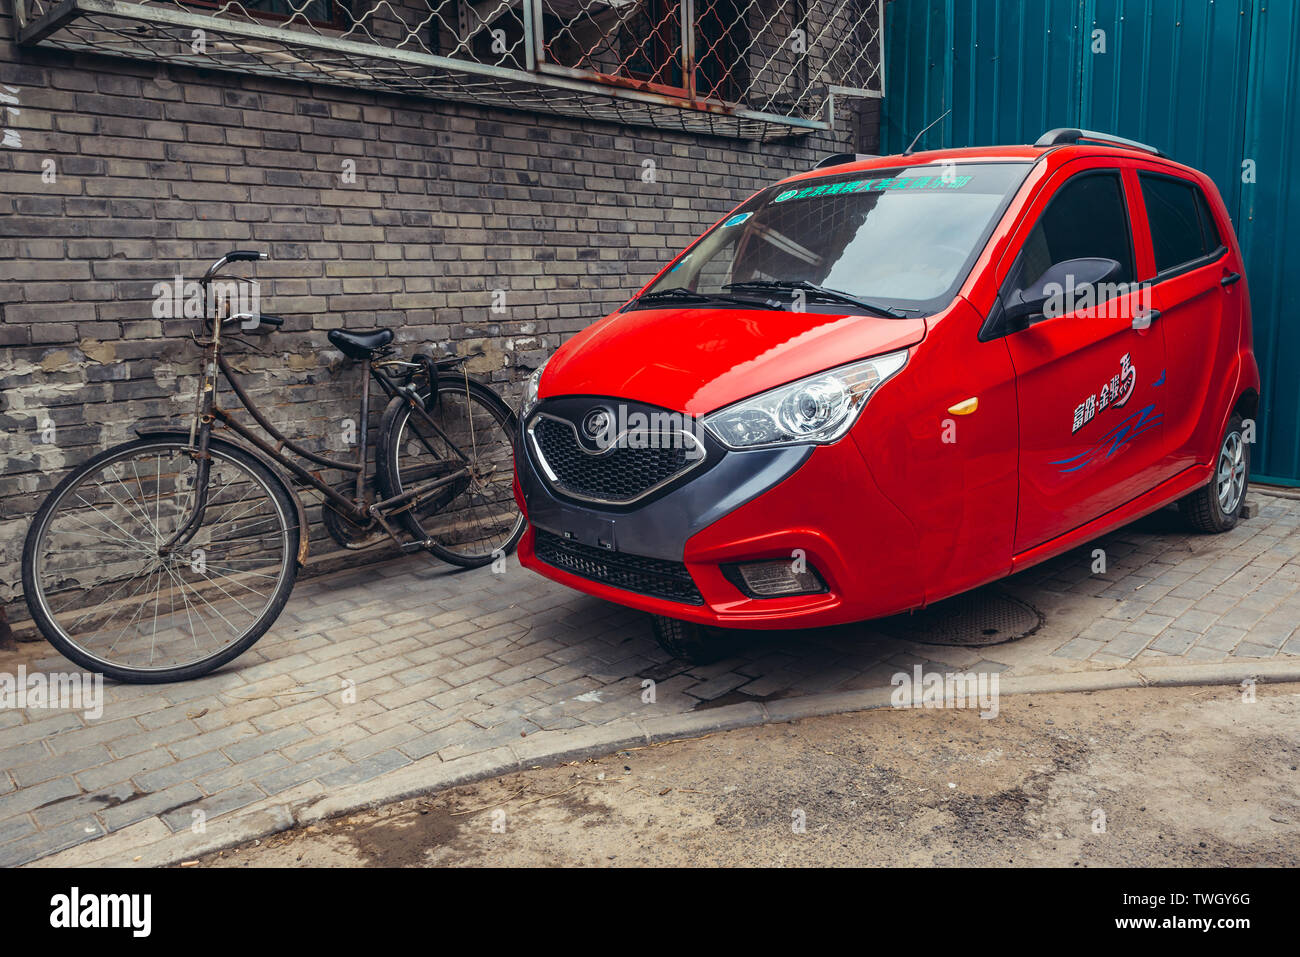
[131,427,310,567]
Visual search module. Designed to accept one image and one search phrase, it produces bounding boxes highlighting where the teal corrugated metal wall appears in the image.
[883,0,1300,485]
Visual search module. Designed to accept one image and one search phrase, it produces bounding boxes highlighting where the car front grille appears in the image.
[532,528,704,605]
[528,414,703,505]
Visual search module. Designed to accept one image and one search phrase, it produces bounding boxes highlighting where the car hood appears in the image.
[540,306,928,415]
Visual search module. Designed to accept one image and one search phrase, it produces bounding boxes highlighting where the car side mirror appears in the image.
[1004,257,1123,324]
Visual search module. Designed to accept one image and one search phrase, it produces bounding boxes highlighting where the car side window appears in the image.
[1193,186,1222,253]
[1014,171,1136,299]
[1139,173,1223,274]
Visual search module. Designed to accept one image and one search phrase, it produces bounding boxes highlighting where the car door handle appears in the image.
[1132,308,1161,331]
[1221,271,1242,287]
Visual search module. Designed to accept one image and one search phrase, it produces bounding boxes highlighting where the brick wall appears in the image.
[0,9,879,619]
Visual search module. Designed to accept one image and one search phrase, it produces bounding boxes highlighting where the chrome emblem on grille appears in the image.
[525,407,709,507]
[582,408,612,441]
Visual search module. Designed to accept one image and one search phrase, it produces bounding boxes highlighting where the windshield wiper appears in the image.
[723,280,905,318]
[633,286,773,309]
[636,286,710,302]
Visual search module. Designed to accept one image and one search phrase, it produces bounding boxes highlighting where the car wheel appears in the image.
[650,615,734,664]
[1179,414,1249,533]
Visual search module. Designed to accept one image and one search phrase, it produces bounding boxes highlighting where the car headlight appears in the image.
[521,356,550,418]
[704,350,908,449]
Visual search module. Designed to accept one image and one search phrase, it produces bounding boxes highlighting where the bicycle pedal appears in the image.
[399,538,436,554]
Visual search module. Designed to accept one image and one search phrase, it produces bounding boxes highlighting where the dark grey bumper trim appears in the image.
[519,423,812,562]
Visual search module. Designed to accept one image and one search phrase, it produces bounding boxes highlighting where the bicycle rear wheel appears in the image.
[376,377,524,568]
[22,436,299,683]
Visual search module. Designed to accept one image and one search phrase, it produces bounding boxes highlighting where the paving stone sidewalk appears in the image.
[2,490,1299,866]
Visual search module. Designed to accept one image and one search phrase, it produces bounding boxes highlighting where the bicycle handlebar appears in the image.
[223,312,284,332]
[200,252,285,332]
[203,250,267,283]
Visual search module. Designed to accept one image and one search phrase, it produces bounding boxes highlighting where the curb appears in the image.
[26,658,1300,868]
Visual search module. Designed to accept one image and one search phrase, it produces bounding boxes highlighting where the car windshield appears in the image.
[639,162,1032,315]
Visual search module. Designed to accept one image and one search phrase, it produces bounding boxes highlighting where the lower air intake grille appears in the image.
[532,528,703,605]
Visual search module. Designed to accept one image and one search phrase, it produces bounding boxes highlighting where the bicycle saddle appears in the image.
[328,327,394,360]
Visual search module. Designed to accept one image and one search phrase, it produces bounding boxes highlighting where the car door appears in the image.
[1000,163,1169,553]
[1130,168,1240,472]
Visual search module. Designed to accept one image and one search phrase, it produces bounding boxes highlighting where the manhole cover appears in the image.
[879,590,1042,647]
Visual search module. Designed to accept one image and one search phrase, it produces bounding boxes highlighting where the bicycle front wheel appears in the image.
[376,377,524,568]
[22,437,299,683]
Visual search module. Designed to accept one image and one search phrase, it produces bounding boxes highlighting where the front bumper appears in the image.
[515,396,923,628]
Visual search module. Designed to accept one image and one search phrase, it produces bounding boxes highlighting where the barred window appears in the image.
[620,0,685,91]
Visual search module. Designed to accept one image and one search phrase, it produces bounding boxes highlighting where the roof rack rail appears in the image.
[813,152,877,170]
[1034,128,1166,157]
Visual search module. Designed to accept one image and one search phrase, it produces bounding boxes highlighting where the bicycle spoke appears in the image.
[161,561,202,653]
[97,467,163,544]
[60,562,157,634]
[171,566,242,640]
[203,562,281,581]
[29,441,293,677]
[124,458,163,546]
[60,504,155,555]
[389,385,523,562]
[183,561,261,619]
[104,564,163,655]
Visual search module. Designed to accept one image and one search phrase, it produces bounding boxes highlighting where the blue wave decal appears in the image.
[1152,368,1166,387]
[1052,403,1163,474]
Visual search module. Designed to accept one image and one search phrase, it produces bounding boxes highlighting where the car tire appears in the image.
[650,615,734,664]
[1179,413,1249,533]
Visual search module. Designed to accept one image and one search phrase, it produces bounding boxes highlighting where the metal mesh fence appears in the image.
[12,0,881,139]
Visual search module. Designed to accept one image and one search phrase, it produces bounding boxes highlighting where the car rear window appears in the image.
[1139,173,1223,274]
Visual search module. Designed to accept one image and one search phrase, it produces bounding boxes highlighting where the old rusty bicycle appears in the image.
[22,250,524,683]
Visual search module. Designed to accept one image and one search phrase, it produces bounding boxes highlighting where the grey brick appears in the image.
[1198,624,1247,653]
[75,747,177,792]
[223,724,312,763]
[137,696,225,731]
[1051,637,1107,660]
[45,717,142,755]
[109,719,204,758]
[169,721,261,761]
[0,776,81,821]
[160,783,267,832]
[0,814,37,846]
[134,750,231,793]
[0,817,106,868]
[1245,620,1296,649]
[13,745,112,788]
[1148,628,1200,656]
[98,782,205,833]
[317,749,411,789]
[1231,641,1276,659]
[1128,614,1175,637]
[683,671,751,701]
[0,740,49,773]
[32,781,136,829]
[0,711,83,748]
[1099,632,1154,660]
[254,752,352,796]
[193,750,290,795]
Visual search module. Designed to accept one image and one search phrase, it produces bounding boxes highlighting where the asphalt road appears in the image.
[196,682,1300,867]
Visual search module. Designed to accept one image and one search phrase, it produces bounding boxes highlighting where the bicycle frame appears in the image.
[160,258,480,555]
